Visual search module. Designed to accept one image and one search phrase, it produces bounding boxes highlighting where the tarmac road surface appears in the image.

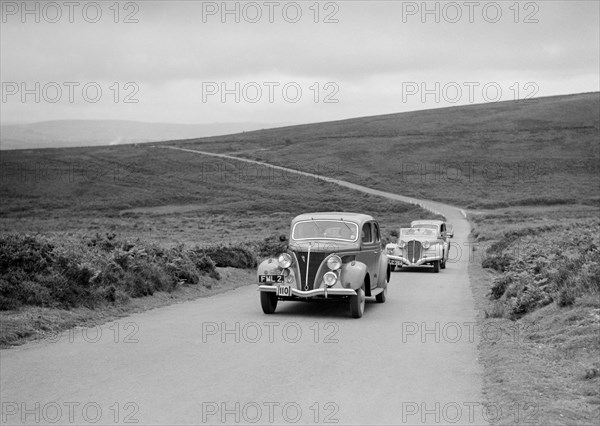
[1,148,486,425]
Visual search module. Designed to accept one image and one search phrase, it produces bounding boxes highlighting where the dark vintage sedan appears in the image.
[257,212,390,318]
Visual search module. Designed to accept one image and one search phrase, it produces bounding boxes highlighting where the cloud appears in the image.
[1,0,598,124]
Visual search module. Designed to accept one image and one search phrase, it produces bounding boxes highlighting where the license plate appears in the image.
[259,274,284,284]
[277,285,292,297]
[389,260,402,266]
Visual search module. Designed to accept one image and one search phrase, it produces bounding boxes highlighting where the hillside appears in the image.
[2,94,599,423]
[0,143,437,247]
[168,92,600,208]
[2,93,598,244]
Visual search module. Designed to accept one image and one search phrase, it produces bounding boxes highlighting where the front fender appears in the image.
[339,261,367,291]
[256,257,282,282]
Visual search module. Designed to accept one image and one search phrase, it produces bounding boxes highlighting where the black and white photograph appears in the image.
[1,1,599,424]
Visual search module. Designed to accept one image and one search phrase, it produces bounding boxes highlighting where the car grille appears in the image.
[407,241,422,263]
[294,251,327,290]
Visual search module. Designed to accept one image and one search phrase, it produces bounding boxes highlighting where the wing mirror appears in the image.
[446,224,454,238]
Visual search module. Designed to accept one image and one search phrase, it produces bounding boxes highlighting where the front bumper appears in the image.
[258,285,357,299]
[387,254,442,267]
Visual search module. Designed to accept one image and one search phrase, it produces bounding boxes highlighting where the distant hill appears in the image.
[170,92,600,208]
[1,93,598,214]
[0,120,293,150]
[172,92,600,148]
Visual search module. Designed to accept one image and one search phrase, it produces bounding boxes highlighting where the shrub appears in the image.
[484,220,600,318]
[557,287,576,307]
[86,232,119,252]
[253,235,288,259]
[490,275,511,299]
[0,232,223,311]
[189,252,220,280]
[483,254,512,272]
[484,301,505,318]
[195,244,257,269]
[506,285,547,319]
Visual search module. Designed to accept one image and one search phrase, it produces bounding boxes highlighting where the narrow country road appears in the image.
[1,147,486,425]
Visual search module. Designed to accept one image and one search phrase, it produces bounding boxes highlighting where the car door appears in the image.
[372,222,387,286]
[440,223,449,260]
[358,222,380,289]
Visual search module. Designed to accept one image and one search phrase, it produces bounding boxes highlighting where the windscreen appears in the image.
[400,227,436,238]
[292,220,359,241]
[411,224,437,230]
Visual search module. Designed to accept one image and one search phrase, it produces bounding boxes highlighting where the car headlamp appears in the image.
[399,240,407,248]
[326,255,342,271]
[323,271,337,287]
[422,241,431,249]
[278,253,292,268]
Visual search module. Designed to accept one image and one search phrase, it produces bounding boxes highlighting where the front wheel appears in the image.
[376,287,387,303]
[260,291,278,314]
[350,288,365,318]
[441,253,446,269]
[433,260,440,273]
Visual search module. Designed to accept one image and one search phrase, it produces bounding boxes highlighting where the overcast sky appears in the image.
[1,0,598,125]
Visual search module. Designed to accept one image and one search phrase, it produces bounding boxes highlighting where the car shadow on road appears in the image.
[393,266,437,273]
[270,298,376,319]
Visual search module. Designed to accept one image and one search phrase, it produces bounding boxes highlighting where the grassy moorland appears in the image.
[0,140,439,345]
[169,92,600,209]
[469,205,599,425]
[0,144,434,245]
[1,93,599,422]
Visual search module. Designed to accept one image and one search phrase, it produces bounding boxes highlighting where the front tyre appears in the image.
[260,291,278,314]
[376,287,387,303]
[433,260,440,273]
[350,288,365,318]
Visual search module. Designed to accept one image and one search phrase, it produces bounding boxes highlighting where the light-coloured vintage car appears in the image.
[257,212,389,318]
[386,221,452,272]
[410,219,453,238]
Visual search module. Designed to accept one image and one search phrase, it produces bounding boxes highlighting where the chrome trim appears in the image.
[305,242,312,291]
[387,254,442,266]
[258,285,357,298]
[290,251,301,289]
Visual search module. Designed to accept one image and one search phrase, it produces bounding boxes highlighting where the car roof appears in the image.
[410,219,445,226]
[292,212,374,225]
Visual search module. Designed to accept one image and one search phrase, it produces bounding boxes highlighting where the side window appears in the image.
[373,223,381,242]
[361,223,372,243]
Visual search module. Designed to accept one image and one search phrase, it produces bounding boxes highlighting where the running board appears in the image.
[370,288,384,296]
